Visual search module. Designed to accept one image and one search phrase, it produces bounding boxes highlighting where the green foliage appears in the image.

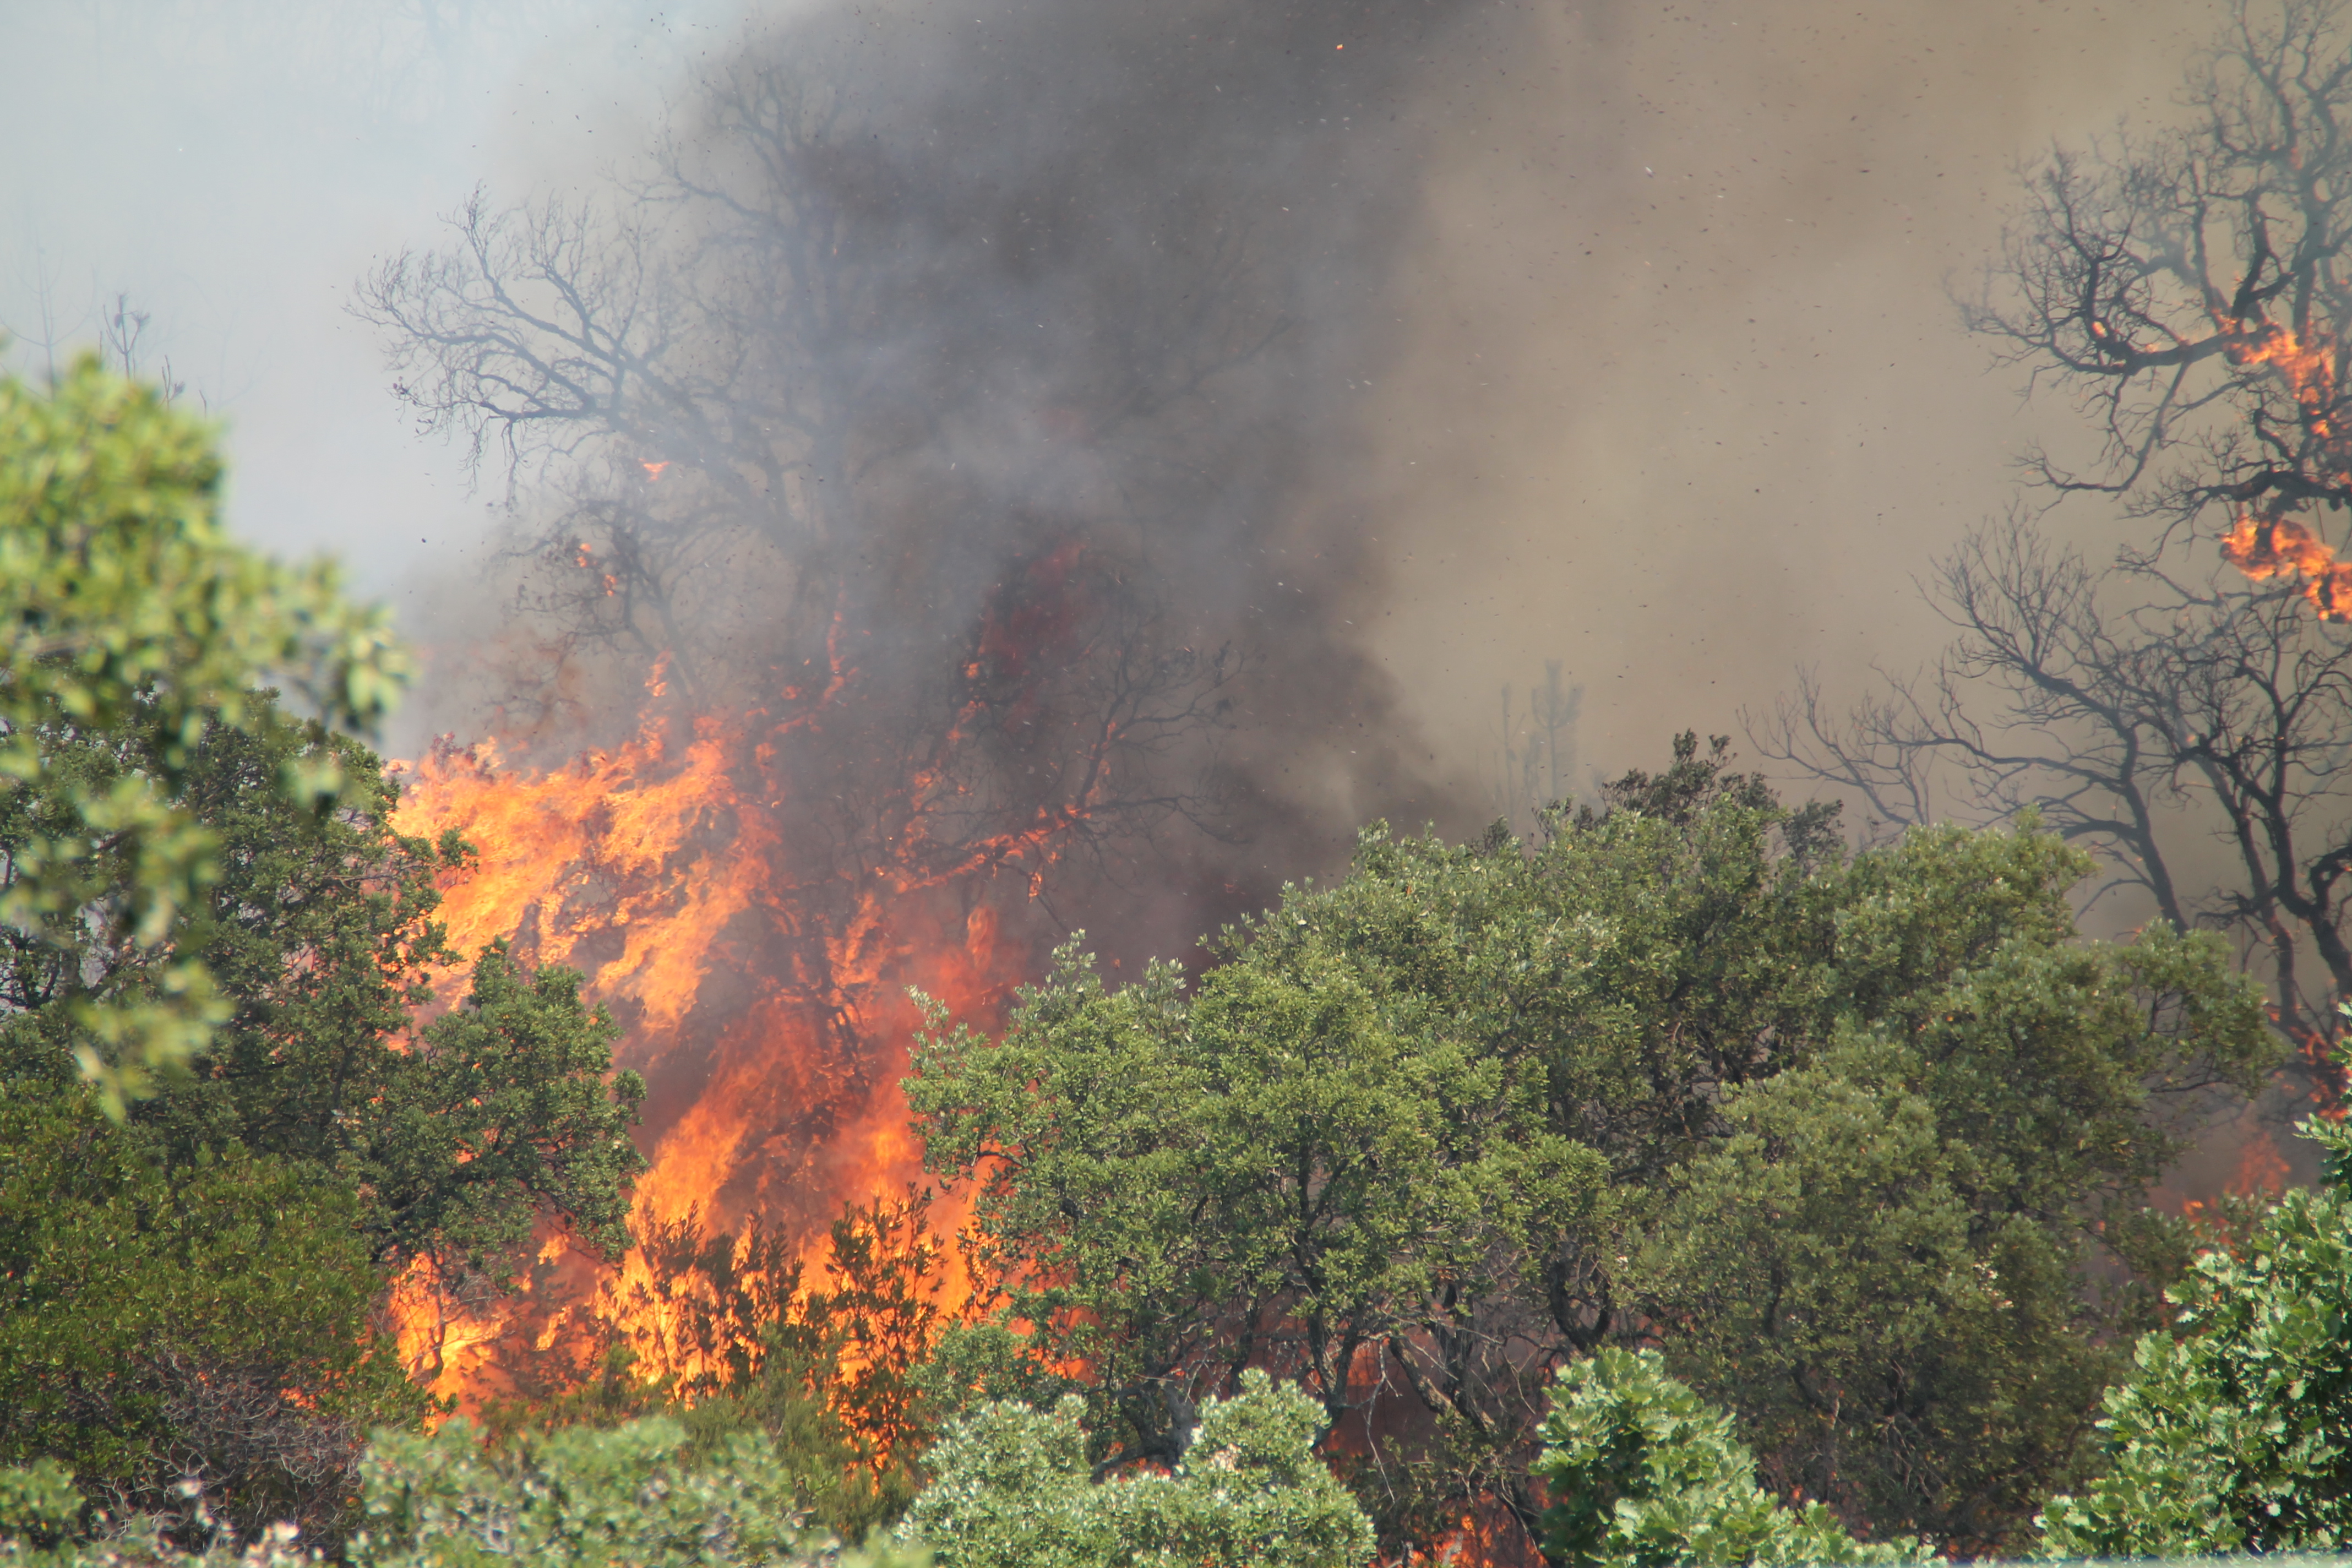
[2,704,647,1277]
[2038,1104,2352,1556]
[355,1416,831,1568]
[0,1084,426,1538]
[1534,1349,1915,1568]
[0,356,644,1554]
[0,1463,80,1549]
[901,1370,1373,1568]
[1630,825,2271,1549]
[0,1419,930,1568]
[0,356,409,1108]
[352,943,644,1273]
[0,674,641,1537]
[908,735,2274,1553]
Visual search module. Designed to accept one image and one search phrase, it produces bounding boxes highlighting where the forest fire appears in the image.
[381,680,1042,1407]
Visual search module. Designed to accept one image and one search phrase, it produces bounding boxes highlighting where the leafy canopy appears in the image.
[1535,1349,1913,1568]
[0,710,646,1538]
[2039,1079,2352,1557]
[908,737,2274,1555]
[0,1415,929,1568]
[1,701,648,1278]
[0,364,645,1538]
[0,1087,426,1538]
[0,355,408,1107]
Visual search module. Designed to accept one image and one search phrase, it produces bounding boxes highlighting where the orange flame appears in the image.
[2223,322,2341,441]
[2208,320,2352,611]
[2228,1130,2291,1199]
[376,535,1177,1456]
[2219,512,2352,618]
[384,694,1028,1408]
[385,1253,513,1408]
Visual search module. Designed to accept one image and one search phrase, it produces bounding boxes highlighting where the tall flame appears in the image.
[384,690,1028,1407]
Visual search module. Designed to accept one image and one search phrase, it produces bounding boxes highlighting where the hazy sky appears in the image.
[2,0,2220,777]
[1,2,740,645]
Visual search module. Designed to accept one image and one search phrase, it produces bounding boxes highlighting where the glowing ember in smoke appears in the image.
[2220,513,2352,619]
[641,460,670,478]
[2209,320,2352,611]
[2229,1130,2291,1199]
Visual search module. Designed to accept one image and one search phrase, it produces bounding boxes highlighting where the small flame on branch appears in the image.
[2220,513,2352,618]
[2225,322,2342,442]
[2203,317,2352,610]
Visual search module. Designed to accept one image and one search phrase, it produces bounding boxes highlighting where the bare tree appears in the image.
[1964,0,2352,582]
[353,18,1294,903]
[1762,0,2352,1103]
[1761,518,2352,1101]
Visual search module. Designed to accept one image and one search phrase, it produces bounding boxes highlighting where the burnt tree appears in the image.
[1762,1,2352,1101]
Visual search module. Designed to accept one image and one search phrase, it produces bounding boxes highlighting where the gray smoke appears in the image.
[4,0,2224,833]
[352,0,1537,968]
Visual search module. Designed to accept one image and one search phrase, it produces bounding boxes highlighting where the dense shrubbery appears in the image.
[2039,1097,2352,1556]
[9,358,2349,1568]
[0,1092,423,1538]
[1529,1095,2352,1567]
[0,356,408,1108]
[0,1374,1363,1568]
[0,1419,927,1568]
[1534,1349,1913,1568]
[909,736,2275,1554]
[902,1371,1372,1568]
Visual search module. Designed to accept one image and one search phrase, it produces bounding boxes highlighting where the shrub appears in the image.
[901,1370,1373,1568]
[2038,1106,2352,1556]
[1534,1350,1915,1568]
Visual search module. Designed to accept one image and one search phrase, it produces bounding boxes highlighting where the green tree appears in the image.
[2038,1094,2352,1556]
[1535,1349,1912,1568]
[2,704,647,1277]
[1630,822,2271,1551]
[0,1088,426,1539]
[900,1370,1373,1568]
[0,363,646,1540]
[0,355,408,1108]
[0,713,647,1538]
[907,737,2273,1556]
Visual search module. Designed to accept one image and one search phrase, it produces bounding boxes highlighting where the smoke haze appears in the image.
[4,0,2226,842]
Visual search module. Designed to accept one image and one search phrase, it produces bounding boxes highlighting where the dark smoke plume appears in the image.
[366,0,1508,967]
[354,0,1562,1270]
